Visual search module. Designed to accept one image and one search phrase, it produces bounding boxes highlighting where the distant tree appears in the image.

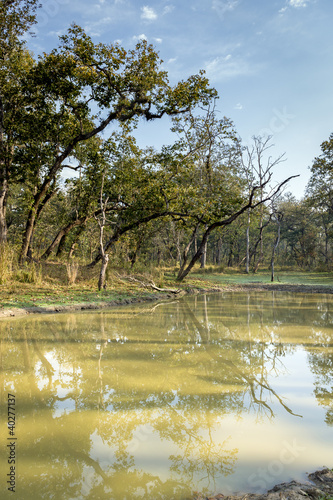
[167,105,244,280]
[306,133,333,267]
[175,134,297,282]
[278,196,317,269]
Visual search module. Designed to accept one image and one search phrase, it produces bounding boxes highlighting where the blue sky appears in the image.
[28,0,333,198]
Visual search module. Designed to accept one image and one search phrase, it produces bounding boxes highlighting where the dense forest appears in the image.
[1,0,333,289]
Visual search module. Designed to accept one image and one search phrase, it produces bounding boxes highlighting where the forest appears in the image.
[1,0,333,293]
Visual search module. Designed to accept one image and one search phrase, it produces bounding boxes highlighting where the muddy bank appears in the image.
[0,292,172,318]
[192,468,333,500]
[2,282,333,319]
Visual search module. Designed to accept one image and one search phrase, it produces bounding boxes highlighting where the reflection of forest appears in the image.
[0,291,332,499]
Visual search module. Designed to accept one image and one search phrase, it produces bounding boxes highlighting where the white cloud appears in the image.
[234,103,243,110]
[153,37,163,43]
[167,57,177,64]
[289,0,310,7]
[279,6,288,13]
[163,4,174,15]
[83,16,112,37]
[141,5,158,21]
[212,0,238,17]
[132,33,148,42]
[205,55,253,81]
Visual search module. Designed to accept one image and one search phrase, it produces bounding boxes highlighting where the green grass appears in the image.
[191,270,333,287]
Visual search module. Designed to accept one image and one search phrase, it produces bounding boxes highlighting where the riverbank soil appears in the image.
[192,468,333,500]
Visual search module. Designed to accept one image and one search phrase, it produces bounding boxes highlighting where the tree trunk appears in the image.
[41,217,88,260]
[245,208,250,273]
[19,208,36,263]
[200,227,208,268]
[271,217,281,282]
[216,235,222,265]
[98,254,109,291]
[177,230,210,281]
[253,216,264,273]
[56,234,67,257]
[0,177,8,244]
[177,224,200,278]
[323,223,329,267]
[41,227,67,260]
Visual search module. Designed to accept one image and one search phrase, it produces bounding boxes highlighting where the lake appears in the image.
[0,291,332,499]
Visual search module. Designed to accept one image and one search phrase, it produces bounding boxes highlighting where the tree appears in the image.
[15,25,217,262]
[166,106,244,280]
[241,136,286,273]
[270,208,283,282]
[0,0,39,243]
[306,133,333,267]
[174,132,297,281]
[95,173,109,291]
[85,135,194,269]
[277,196,317,269]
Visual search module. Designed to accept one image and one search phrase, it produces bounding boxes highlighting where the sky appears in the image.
[27,0,333,198]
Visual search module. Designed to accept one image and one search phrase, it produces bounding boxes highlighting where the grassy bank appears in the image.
[1,260,333,315]
[0,260,221,314]
[191,268,333,287]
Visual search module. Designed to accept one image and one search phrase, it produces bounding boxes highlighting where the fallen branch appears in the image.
[114,273,182,294]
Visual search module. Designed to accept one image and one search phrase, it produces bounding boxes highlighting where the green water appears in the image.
[0,291,332,499]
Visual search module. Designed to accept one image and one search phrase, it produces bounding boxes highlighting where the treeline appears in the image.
[1,1,332,286]
[7,178,333,276]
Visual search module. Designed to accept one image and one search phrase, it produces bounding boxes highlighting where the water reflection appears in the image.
[0,291,332,499]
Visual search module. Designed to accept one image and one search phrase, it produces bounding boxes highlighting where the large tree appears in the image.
[0,0,39,243]
[1,8,217,259]
[16,26,217,262]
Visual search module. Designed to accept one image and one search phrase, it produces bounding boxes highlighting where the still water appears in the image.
[0,291,332,499]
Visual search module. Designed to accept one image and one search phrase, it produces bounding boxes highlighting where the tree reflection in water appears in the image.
[0,291,332,499]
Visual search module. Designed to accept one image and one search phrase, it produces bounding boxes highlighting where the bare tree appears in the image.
[95,174,110,291]
[241,136,287,274]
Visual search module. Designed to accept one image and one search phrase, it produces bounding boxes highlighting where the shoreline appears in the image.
[2,282,333,319]
[192,468,333,500]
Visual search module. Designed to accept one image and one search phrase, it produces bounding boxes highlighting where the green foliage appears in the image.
[0,0,39,56]
[1,9,218,260]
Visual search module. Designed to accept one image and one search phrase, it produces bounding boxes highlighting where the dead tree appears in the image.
[95,174,110,291]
